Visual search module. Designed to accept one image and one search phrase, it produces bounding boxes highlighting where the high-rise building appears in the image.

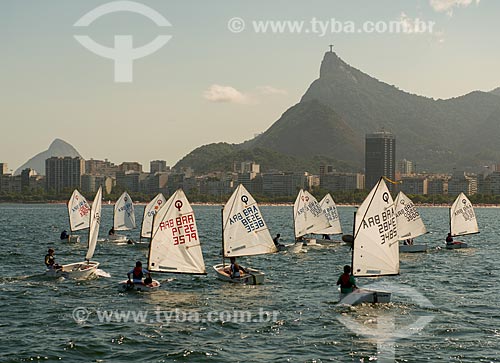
[0,163,8,175]
[45,157,85,193]
[150,160,169,174]
[365,131,396,190]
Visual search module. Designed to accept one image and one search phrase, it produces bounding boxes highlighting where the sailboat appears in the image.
[313,193,342,243]
[293,189,330,246]
[110,191,136,243]
[339,178,399,305]
[119,189,206,291]
[213,184,277,284]
[139,193,167,242]
[66,189,91,242]
[447,192,478,249]
[394,191,428,253]
[47,187,102,279]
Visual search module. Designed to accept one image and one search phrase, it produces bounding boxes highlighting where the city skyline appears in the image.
[2,0,499,172]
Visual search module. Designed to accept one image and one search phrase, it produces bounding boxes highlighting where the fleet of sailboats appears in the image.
[447,192,479,249]
[51,181,481,301]
[66,189,91,243]
[47,187,102,280]
[214,184,277,284]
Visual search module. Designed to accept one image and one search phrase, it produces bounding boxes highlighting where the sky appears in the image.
[1,0,499,172]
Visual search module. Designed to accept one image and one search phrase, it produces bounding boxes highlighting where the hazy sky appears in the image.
[1,0,498,172]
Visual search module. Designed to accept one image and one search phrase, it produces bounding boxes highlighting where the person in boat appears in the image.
[108,227,115,236]
[404,238,414,246]
[336,265,357,294]
[273,233,284,248]
[127,261,152,285]
[227,257,247,279]
[60,230,69,240]
[45,248,62,270]
[446,233,454,245]
[322,234,331,240]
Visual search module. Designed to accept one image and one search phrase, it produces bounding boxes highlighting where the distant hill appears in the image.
[176,51,500,173]
[15,139,82,175]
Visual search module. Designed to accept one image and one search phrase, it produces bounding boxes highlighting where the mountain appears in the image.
[177,51,500,173]
[14,139,82,175]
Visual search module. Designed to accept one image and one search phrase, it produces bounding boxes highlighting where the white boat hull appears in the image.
[118,279,161,291]
[399,244,427,253]
[277,242,303,253]
[446,241,468,249]
[108,234,130,243]
[46,261,99,280]
[213,263,265,285]
[339,288,392,305]
[68,235,81,243]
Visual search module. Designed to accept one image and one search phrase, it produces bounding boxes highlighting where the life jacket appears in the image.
[230,264,240,278]
[133,267,144,279]
[340,273,353,289]
[45,254,54,267]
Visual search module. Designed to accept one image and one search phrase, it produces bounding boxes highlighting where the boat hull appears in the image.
[213,263,265,285]
[119,279,161,291]
[399,244,427,253]
[46,261,99,280]
[277,242,303,253]
[339,288,392,305]
[108,234,130,243]
[446,241,468,249]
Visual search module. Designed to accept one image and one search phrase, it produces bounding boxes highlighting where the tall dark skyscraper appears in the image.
[365,131,396,190]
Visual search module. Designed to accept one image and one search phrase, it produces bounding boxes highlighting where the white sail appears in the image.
[353,178,399,277]
[314,193,342,235]
[293,189,330,237]
[450,192,479,237]
[67,189,91,232]
[141,193,167,238]
[114,191,136,231]
[394,191,427,240]
[86,187,102,260]
[148,189,206,274]
[223,184,277,257]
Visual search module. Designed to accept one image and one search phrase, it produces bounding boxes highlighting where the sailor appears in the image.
[108,227,115,236]
[273,233,284,248]
[60,230,69,240]
[229,257,246,279]
[127,261,152,285]
[336,265,357,294]
[446,232,454,245]
[45,248,61,270]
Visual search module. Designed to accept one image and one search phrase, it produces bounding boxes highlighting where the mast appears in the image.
[140,204,147,242]
[221,206,225,267]
[350,211,355,275]
[67,194,73,233]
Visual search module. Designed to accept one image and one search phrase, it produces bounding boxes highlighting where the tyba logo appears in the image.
[74,1,172,82]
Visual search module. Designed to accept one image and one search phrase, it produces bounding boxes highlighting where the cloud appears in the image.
[257,86,288,96]
[429,0,480,16]
[398,12,433,33]
[203,84,288,104]
[203,84,250,104]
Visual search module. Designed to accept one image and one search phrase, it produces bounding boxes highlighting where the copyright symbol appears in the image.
[228,17,245,33]
[72,307,90,323]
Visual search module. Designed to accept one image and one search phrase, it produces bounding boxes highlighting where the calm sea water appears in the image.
[0,203,499,362]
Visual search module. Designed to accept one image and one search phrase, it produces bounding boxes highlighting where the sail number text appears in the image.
[361,207,397,244]
[229,205,265,233]
[159,213,198,245]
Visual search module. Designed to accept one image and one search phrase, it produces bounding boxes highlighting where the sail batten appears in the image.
[223,184,277,257]
[85,187,102,260]
[293,190,330,237]
[394,191,427,240]
[314,193,342,235]
[450,193,479,237]
[352,178,399,277]
[141,193,167,238]
[148,189,206,274]
[68,189,91,232]
[114,192,136,231]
